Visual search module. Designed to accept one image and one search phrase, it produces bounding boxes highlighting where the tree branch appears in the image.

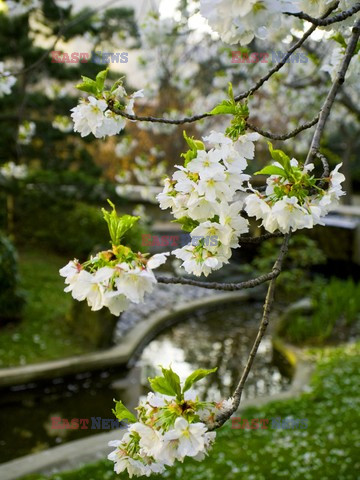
[238,232,283,244]
[246,115,319,140]
[107,3,339,128]
[284,3,360,26]
[156,241,285,292]
[233,3,340,102]
[210,234,290,429]
[306,18,360,164]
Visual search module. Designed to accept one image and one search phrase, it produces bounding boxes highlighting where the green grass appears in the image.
[0,248,94,367]
[18,342,360,479]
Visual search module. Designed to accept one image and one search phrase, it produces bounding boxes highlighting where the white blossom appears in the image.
[245,162,346,233]
[18,121,36,145]
[0,161,28,180]
[114,265,157,304]
[0,62,16,97]
[163,417,208,460]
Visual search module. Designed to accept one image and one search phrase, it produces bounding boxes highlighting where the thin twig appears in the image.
[156,262,282,292]
[238,232,283,244]
[306,18,360,164]
[284,3,360,26]
[210,234,290,429]
[246,116,319,140]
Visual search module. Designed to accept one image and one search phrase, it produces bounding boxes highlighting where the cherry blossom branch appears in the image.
[306,18,360,164]
[106,3,338,129]
[107,101,319,141]
[284,3,360,26]
[210,234,290,430]
[156,240,285,291]
[233,3,340,102]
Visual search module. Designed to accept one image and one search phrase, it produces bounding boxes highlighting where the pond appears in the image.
[0,303,291,464]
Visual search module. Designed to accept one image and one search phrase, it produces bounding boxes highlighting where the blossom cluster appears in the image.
[60,202,168,315]
[18,120,36,145]
[0,62,16,98]
[108,366,231,477]
[71,70,143,139]
[0,161,28,180]
[52,115,73,133]
[199,0,356,45]
[71,90,142,139]
[245,152,345,233]
[157,130,259,276]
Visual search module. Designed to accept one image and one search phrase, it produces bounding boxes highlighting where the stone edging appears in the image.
[0,292,249,388]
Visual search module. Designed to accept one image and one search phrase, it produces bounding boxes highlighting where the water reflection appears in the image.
[0,304,290,463]
[138,304,290,401]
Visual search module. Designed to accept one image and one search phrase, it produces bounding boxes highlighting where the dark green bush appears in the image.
[0,233,25,321]
[246,235,326,301]
[13,196,145,259]
[278,277,360,345]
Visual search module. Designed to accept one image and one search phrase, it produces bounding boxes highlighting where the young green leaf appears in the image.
[209,100,236,116]
[148,375,179,397]
[228,82,234,102]
[95,68,109,92]
[161,366,182,400]
[112,399,137,423]
[75,82,99,95]
[255,165,286,177]
[102,200,139,246]
[267,142,291,173]
[171,216,199,232]
[183,131,205,152]
[183,367,217,393]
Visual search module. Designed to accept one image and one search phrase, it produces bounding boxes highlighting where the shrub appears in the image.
[13,196,145,259]
[278,278,360,345]
[247,235,326,301]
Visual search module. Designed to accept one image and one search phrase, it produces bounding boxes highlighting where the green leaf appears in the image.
[255,165,286,177]
[95,68,109,92]
[112,399,136,423]
[102,200,139,246]
[148,375,178,397]
[228,82,234,102]
[171,216,199,232]
[183,131,204,151]
[75,82,98,95]
[331,32,347,49]
[110,77,125,93]
[161,366,182,400]
[81,75,97,84]
[209,100,236,116]
[267,142,291,173]
[183,368,217,393]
